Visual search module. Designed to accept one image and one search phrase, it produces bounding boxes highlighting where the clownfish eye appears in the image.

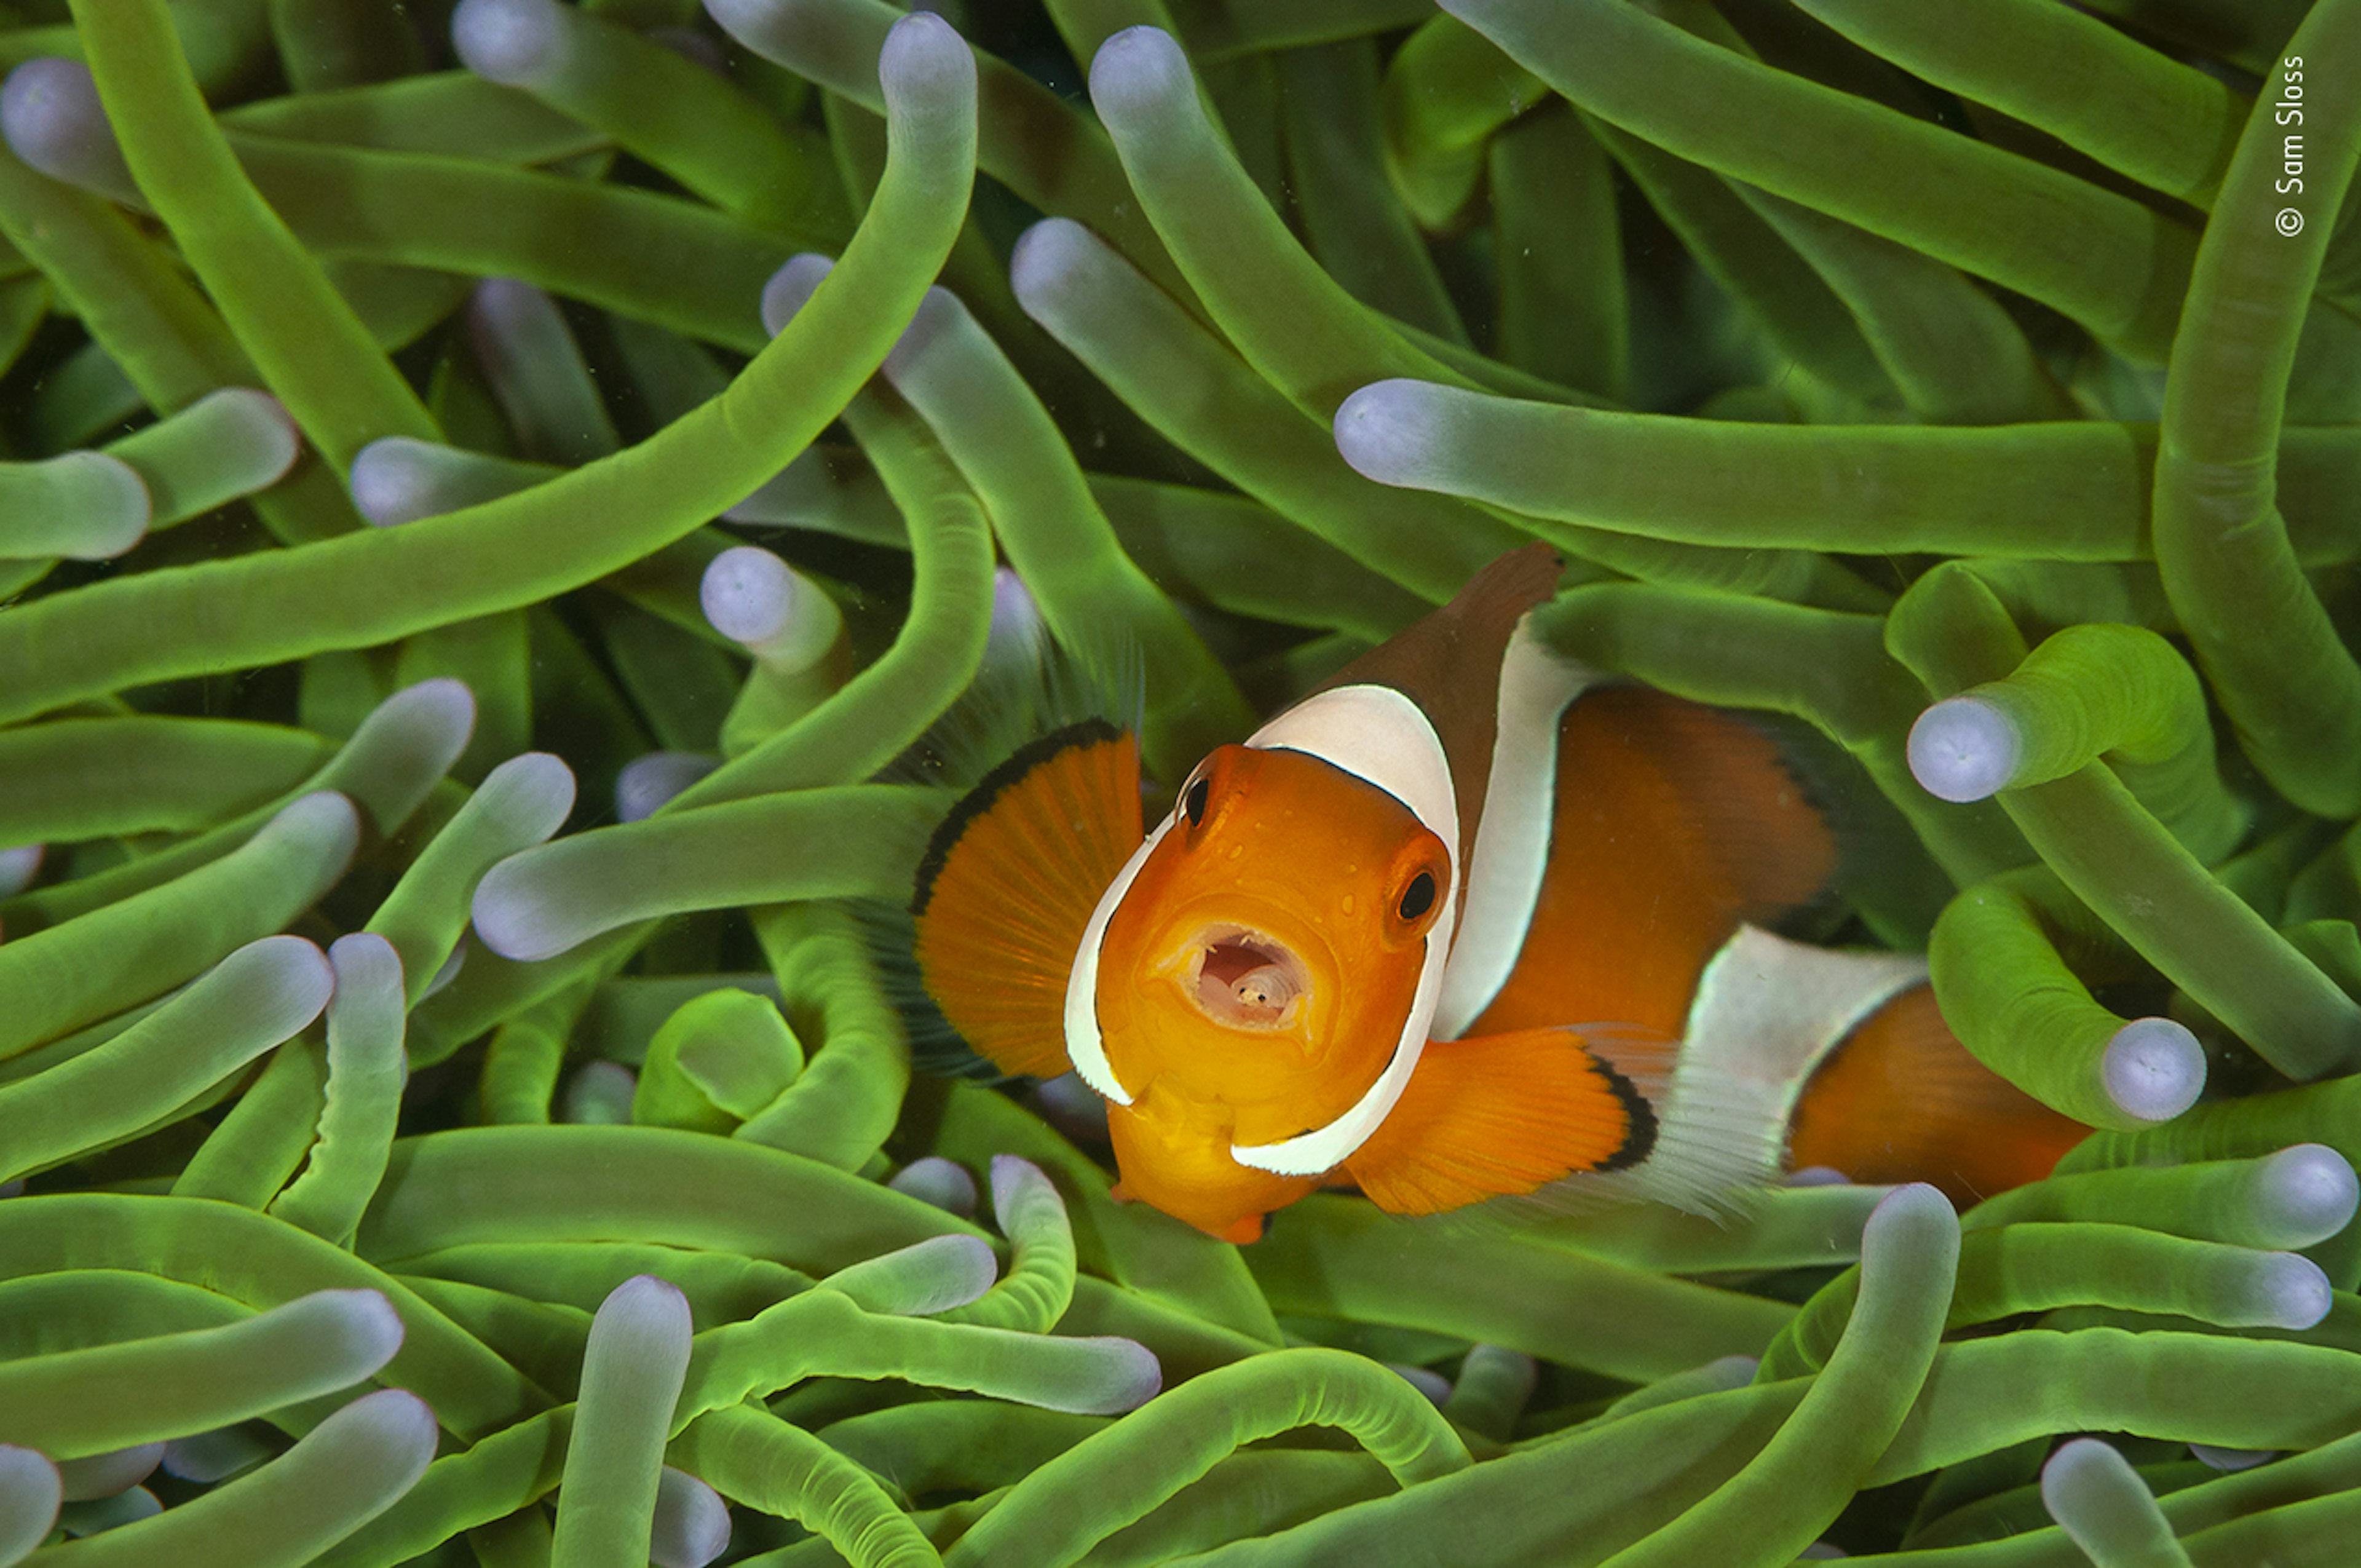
[1182,775,1211,826]
[1398,871,1436,922]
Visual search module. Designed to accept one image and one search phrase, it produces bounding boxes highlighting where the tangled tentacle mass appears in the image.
[2,0,2360,1562]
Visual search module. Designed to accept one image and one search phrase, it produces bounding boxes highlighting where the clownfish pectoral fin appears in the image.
[1787,985,2089,1208]
[1341,1027,1658,1217]
[913,719,1144,1080]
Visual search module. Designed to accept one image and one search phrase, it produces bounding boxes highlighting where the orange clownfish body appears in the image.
[913,545,2085,1241]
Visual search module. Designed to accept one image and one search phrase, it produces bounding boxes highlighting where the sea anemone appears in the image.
[2,0,2360,1562]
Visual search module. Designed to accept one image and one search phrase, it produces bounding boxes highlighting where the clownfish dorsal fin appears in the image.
[1311,542,1564,871]
[913,719,1143,1080]
[1341,1024,1658,1216]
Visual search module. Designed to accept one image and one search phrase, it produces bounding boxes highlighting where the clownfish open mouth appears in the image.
[1185,926,1311,1031]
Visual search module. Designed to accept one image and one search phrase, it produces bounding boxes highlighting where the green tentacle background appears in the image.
[1,0,2359,1562]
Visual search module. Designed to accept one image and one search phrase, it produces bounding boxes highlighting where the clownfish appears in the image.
[911,545,2086,1241]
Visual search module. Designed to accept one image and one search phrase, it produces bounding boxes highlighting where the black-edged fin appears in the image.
[1341,1024,1655,1217]
[1556,1020,1776,1220]
[1538,930,1934,1222]
[912,719,1144,1079]
[1313,543,1564,866]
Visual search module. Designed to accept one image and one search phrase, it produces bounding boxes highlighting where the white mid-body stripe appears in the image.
[1229,685,1459,1176]
[1643,925,1928,1193]
[1433,626,1596,1040]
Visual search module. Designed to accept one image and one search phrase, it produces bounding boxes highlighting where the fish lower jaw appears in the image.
[1180,923,1312,1031]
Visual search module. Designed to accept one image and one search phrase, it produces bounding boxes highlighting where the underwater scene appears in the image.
[3,0,2361,1561]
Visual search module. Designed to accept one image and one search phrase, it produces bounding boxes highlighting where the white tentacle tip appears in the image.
[2188,1442,2276,1471]
[208,387,304,486]
[0,57,135,204]
[452,0,573,87]
[1077,1337,1163,1413]
[379,676,480,751]
[263,790,363,884]
[596,1273,695,1343]
[1007,217,1096,317]
[1334,379,1452,489]
[293,1286,409,1376]
[879,9,976,120]
[1700,1354,1760,1390]
[2247,1251,2333,1330]
[325,1388,440,1487]
[1389,1363,1453,1408]
[1906,696,2021,802]
[888,1157,979,1216]
[701,545,799,646]
[2041,1435,2179,1562]
[922,1233,1002,1311]
[652,1466,732,1568]
[1785,1165,1850,1187]
[1030,1072,1110,1145]
[1861,1181,1960,1272]
[326,931,405,1004]
[562,1059,638,1123]
[881,285,963,385]
[0,844,41,898]
[2100,1017,2204,1123]
[2254,1143,2360,1246]
[470,849,566,962]
[42,451,151,560]
[761,253,836,338]
[826,1233,997,1316]
[479,750,578,842]
[349,437,445,526]
[988,1152,1056,1219]
[615,752,714,822]
[0,1443,62,1557]
[224,934,339,1031]
[53,1444,162,1503]
[1087,25,1190,130]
